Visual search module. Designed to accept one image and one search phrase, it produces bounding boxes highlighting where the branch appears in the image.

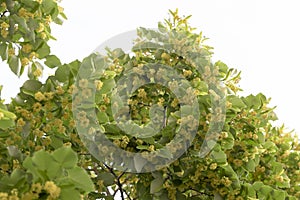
[0,10,8,18]
[103,163,128,200]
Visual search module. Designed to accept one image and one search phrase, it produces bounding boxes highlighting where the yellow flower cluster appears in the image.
[34,91,45,101]
[44,181,61,199]
[8,48,15,56]
[36,23,44,33]
[22,44,32,54]
[1,29,8,38]
[18,8,34,19]
[94,80,103,90]
[21,57,30,66]
[0,189,19,200]
[0,21,9,38]
[1,22,9,29]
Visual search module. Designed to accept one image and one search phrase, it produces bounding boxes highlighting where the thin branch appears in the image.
[103,163,127,200]
[0,10,8,18]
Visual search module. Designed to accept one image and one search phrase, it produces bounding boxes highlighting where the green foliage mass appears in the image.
[0,3,300,200]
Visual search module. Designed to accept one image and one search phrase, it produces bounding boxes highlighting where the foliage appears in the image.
[0,0,64,77]
[0,3,300,200]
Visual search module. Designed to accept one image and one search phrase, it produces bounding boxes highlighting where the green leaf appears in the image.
[257,132,265,143]
[60,188,81,200]
[99,79,116,94]
[67,166,95,192]
[50,135,64,149]
[52,146,78,169]
[0,119,15,130]
[31,150,54,171]
[21,80,42,96]
[55,64,70,82]
[7,146,21,158]
[244,183,256,198]
[271,161,284,175]
[97,111,109,123]
[253,181,264,190]
[98,172,115,186]
[78,55,94,79]
[158,22,167,33]
[210,150,227,164]
[45,55,61,68]
[0,43,7,60]
[8,55,20,76]
[36,42,50,58]
[228,95,246,110]
[260,185,273,196]
[46,161,62,179]
[11,14,29,33]
[134,155,148,173]
[42,0,57,15]
[245,159,256,172]
[150,177,164,194]
[272,190,286,200]
[242,93,266,109]
[23,157,44,181]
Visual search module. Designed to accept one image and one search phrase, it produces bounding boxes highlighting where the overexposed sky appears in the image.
[1,0,300,135]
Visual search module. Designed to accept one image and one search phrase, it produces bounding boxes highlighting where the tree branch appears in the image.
[103,163,128,200]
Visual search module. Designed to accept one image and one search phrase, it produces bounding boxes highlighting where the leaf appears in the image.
[7,146,21,158]
[0,119,15,130]
[52,146,78,169]
[31,150,53,171]
[253,181,264,191]
[67,166,95,192]
[45,55,61,68]
[242,93,266,109]
[98,172,115,186]
[214,192,223,200]
[50,135,64,149]
[78,55,94,79]
[260,185,273,196]
[272,190,286,200]
[158,22,167,33]
[10,14,29,33]
[244,183,256,198]
[99,79,116,94]
[257,132,265,143]
[36,42,50,58]
[55,64,70,82]
[0,43,7,60]
[210,150,227,164]
[42,0,57,15]
[150,177,164,194]
[134,155,148,173]
[60,188,81,200]
[245,159,256,172]
[23,157,43,181]
[8,55,20,76]
[97,111,109,123]
[228,95,246,110]
[46,161,62,179]
[21,80,42,96]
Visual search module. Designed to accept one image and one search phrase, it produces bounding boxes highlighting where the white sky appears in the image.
[1,0,300,136]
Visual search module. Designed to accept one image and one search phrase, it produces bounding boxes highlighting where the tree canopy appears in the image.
[0,2,300,200]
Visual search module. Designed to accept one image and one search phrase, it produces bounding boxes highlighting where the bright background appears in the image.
[1,0,300,135]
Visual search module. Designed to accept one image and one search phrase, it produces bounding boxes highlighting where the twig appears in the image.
[0,10,8,18]
[103,163,127,200]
